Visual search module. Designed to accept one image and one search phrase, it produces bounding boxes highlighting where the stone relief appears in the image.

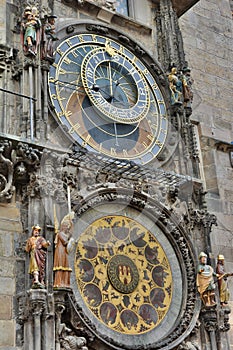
[59,323,88,350]
[88,0,116,11]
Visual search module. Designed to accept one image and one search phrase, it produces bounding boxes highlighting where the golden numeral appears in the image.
[147,134,154,142]
[56,48,63,56]
[79,35,85,42]
[111,148,117,156]
[59,68,68,75]
[82,135,91,147]
[66,39,72,47]
[132,56,137,64]
[69,123,81,134]
[65,110,72,118]
[63,57,71,65]
[72,50,78,58]
[123,149,129,156]
[150,123,158,130]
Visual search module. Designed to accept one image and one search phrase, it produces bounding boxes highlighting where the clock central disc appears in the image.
[81,47,150,124]
[107,255,139,294]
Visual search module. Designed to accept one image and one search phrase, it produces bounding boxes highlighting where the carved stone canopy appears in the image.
[152,0,200,17]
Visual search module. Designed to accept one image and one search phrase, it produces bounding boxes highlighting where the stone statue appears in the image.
[181,66,194,107]
[216,254,233,306]
[42,15,58,61]
[168,67,183,105]
[25,225,51,288]
[20,6,41,56]
[59,323,88,350]
[53,211,75,289]
[196,252,217,307]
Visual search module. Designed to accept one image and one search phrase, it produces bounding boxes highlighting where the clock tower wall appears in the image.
[0,1,232,350]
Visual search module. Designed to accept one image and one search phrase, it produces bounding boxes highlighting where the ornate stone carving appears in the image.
[59,323,88,350]
[86,23,109,34]
[201,307,218,333]
[39,151,67,202]
[219,306,231,332]
[91,0,116,11]
[0,140,15,201]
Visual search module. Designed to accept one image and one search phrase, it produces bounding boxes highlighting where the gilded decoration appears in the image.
[75,215,173,334]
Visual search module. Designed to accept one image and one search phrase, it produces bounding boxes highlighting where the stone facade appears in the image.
[0,0,232,349]
[180,1,233,346]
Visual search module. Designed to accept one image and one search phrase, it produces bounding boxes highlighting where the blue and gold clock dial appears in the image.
[81,45,150,124]
[49,33,168,165]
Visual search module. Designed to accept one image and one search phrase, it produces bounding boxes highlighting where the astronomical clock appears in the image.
[0,1,230,350]
[47,23,198,350]
[48,32,168,165]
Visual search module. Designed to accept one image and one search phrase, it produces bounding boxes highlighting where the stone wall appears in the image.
[0,203,23,348]
[179,0,233,346]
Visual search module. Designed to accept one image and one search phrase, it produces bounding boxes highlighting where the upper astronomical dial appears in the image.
[81,44,150,124]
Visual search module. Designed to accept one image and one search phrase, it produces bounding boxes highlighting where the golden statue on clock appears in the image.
[75,215,173,334]
[49,33,168,164]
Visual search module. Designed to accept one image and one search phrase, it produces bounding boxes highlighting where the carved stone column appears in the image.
[201,308,218,350]
[54,291,67,350]
[29,289,47,350]
[154,0,186,72]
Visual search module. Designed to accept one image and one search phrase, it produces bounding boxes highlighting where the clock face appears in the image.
[75,215,173,335]
[49,34,168,165]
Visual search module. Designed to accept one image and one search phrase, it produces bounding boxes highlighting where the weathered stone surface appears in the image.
[0,320,15,347]
[0,258,14,278]
[0,232,14,257]
[0,277,15,295]
[0,295,12,320]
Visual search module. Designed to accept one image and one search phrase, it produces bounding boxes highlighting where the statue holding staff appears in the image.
[216,254,233,306]
[53,185,75,289]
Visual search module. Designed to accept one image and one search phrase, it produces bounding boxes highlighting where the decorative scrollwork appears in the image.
[0,140,15,201]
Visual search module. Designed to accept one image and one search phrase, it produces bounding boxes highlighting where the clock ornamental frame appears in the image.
[48,24,170,165]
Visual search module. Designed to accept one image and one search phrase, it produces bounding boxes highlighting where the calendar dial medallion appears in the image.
[49,34,168,164]
[75,215,173,335]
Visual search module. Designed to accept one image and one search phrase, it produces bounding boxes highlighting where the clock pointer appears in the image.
[91,81,124,106]
[91,83,119,146]
[114,122,119,147]
[92,84,100,92]
[108,62,114,101]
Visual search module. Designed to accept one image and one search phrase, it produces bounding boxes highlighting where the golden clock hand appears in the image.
[109,62,113,99]
[114,122,119,147]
